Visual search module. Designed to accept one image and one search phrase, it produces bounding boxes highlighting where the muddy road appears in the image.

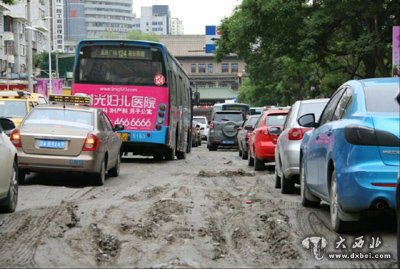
[0,145,397,268]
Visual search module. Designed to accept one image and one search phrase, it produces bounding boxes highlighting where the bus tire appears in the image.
[165,147,175,160]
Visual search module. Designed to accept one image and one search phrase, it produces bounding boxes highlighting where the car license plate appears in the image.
[118,132,130,142]
[69,159,84,167]
[222,140,234,145]
[39,139,65,149]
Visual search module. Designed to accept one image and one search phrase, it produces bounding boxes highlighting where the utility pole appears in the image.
[27,0,33,92]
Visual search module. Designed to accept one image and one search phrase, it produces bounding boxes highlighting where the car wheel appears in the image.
[254,155,265,171]
[238,148,242,157]
[108,153,120,177]
[330,170,351,233]
[242,150,248,160]
[17,168,27,185]
[274,166,281,189]
[93,158,106,186]
[281,172,294,194]
[300,157,320,207]
[176,150,186,159]
[0,161,18,213]
[248,152,254,166]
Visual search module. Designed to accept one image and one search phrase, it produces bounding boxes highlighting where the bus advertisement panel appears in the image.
[72,40,192,160]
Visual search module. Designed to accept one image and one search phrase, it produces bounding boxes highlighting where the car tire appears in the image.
[165,147,175,160]
[242,150,248,160]
[238,148,242,157]
[330,170,351,233]
[93,158,106,186]
[0,161,18,213]
[17,168,27,185]
[254,156,265,171]
[275,167,281,189]
[281,173,294,194]
[248,152,254,166]
[108,153,121,177]
[176,150,186,159]
[300,157,320,207]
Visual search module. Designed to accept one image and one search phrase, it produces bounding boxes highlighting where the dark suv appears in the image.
[207,110,246,151]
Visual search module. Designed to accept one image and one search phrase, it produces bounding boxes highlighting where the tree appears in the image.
[216,0,400,105]
[1,0,16,4]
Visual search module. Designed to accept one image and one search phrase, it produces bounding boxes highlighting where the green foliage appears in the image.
[126,30,160,42]
[217,0,400,105]
[1,0,16,4]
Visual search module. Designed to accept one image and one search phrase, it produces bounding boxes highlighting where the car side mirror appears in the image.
[298,113,317,128]
[0,118,16,132]
[114,124,125,131]
[269,126,282,135]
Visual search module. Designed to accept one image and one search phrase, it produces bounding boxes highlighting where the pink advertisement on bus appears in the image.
[72,84,169,131]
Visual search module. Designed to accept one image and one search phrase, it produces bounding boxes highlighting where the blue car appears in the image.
[298,77,400,233]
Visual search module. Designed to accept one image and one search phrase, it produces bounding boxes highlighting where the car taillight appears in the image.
[344,125,399,146]
[288,127,311,140]
[209,121,215,129]
[10,129,22,147]
[82,134,99,151]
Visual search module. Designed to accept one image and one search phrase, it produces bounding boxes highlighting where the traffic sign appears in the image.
[205,25,221,53]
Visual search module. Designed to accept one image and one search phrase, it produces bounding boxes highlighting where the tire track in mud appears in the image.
[195,169,303,267]
[0,204,69,267]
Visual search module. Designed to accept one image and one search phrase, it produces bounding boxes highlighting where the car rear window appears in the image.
[214,112,244,122]
[299,101,328,120]
[0,100,27,118]
[246,116,260,126]
[194,117,207,124]
[24,109,94,130]
[364,85,400,113]
[265,114,287,126]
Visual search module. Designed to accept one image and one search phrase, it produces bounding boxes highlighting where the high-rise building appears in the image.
[170,17,184,35]
[132,5,172,35]
[64,0,134,41]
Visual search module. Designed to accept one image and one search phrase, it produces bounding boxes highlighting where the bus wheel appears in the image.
[165,148,175,160]
[154,152,164,160]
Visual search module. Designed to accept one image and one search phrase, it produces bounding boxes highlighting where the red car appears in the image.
[248,109,288,170]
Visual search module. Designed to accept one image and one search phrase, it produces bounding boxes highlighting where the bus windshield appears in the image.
[76,45,166,86]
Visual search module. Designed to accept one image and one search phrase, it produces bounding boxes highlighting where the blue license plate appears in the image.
[39,140,65,149]
[69,159,84,167]
[222,140,234,145]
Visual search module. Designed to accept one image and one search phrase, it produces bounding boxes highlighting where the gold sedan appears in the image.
[11,101,124,186]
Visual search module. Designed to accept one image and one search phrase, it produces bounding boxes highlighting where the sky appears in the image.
[132,0,241,35]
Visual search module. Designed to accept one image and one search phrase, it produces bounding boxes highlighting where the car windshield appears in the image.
[0,100,27,118]
[246,116,260,126]
[24,108,94,130]
[265,114,287,126]
[194,117,207,124]
[299,102,328,120]
[364,85,400,113]
[214,113,243,122]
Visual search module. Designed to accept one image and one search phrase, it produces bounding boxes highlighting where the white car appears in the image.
[193,116,209,140]
[0,118,18,213]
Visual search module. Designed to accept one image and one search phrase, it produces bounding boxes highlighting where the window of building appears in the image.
[191,64,196,73]
[221,63,229,73]
[208,64,213,73]
[198,64,206,73]
[231,63,238,73]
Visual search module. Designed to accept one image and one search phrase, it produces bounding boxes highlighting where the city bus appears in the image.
[71,39,192,160]
[211,102,251,119]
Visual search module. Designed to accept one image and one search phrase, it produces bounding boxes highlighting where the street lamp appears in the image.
[26,0,33,92]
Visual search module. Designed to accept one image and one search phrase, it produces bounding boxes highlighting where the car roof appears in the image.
[33,103,97,112]
[215,110,243,114]
[262,109,289,115]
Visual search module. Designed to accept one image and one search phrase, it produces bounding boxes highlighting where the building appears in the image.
[159,35,246,105]
[132,5,171,35]
[170,17,184,35]
[0,0,48,86]
[64,0,134,41]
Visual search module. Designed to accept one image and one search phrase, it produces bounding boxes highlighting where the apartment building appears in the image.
[132,5,171,35]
